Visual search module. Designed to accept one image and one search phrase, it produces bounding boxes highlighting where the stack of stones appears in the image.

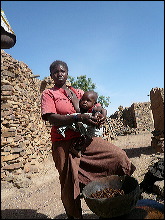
[102,117,136,141]
[1,50,52,187]
[131,102,154,131]
[150,88,164,153]
[103,102,154,141]
[114,102,154,132]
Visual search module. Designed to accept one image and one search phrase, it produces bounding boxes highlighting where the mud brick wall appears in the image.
[1,50,52,185]
[107,102,154,140]
[40,76,54,93]
[122,107,135,128]
[120,102,154,131]
[102,118,123,141]
[150,88,164,152]
[131,102,154,131]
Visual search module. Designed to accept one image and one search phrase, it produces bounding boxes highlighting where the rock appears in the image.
[24,163,39,174]
[24,162,31,173]
[12,176,32,188]
[2,154,20,162]
[2,162,23,170]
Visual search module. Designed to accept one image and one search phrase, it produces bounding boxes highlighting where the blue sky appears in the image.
[1,1,164,115]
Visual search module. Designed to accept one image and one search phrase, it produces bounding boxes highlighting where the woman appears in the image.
[41,60,136,219]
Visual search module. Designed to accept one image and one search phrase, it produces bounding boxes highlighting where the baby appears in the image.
[58,90,107,157]
[75,90,106,116]
[76,90,106,135]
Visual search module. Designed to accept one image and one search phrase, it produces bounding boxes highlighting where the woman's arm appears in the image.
[46,113,99,127]
[47,113,77,126]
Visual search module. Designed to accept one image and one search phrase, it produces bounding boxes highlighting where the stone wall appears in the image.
[131,102,154,130]
[150,88,164,152]
[1,50,52,186]
[104,102,154,141]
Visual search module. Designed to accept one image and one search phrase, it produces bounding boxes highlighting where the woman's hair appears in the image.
[49,60,68,74]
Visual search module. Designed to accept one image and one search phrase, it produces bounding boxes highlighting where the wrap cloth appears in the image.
[52,137,136,218]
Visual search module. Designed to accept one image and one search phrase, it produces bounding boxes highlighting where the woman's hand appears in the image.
[78,113,105,127]
[95,112,106,128]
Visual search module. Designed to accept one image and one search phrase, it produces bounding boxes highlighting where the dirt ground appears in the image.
[1,133,164,219]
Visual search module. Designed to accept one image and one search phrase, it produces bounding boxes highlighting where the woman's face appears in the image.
[51,65,68,87]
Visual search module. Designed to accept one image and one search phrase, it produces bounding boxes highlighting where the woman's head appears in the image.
[80,90,98,110]
[50,60,69,87]
[50,60,68,74]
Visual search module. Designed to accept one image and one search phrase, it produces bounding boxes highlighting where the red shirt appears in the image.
[41,86,84,142]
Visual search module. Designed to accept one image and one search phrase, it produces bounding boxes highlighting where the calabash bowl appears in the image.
[82,175,140,218]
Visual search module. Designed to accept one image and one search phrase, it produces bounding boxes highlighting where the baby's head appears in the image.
[79,90,98,111]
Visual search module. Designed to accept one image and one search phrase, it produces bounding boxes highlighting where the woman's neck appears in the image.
[55,83,67,89]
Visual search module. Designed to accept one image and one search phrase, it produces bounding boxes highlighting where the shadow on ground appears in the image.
[53,213,98,219]
[1,209,99,219]
[123,146,156,158]
[1,209,49,219]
